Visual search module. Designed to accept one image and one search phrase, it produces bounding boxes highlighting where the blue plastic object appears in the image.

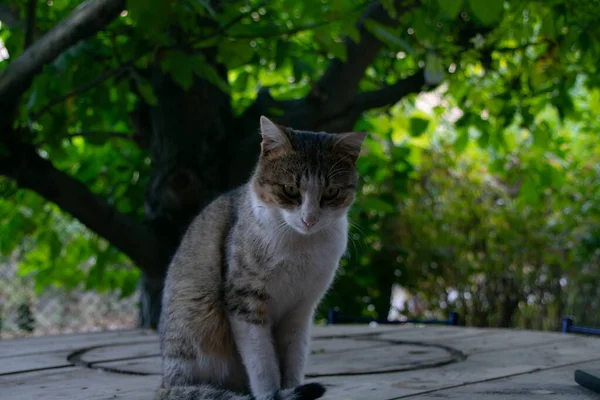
[563,318,600,394]
[561,317,600,336]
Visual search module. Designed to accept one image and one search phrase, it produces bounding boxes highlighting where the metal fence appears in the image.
[0,258,138,339]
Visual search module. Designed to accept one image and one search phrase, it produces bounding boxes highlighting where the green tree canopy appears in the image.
[1,0,600,327]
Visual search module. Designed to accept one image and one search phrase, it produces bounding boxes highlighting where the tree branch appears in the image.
[312,69,433,132]
[24,0,37,49]
[34,130,134,146]
[0,0,125,107]
[0,4,20,28]
[245,0,421,132]
[0,138,164,272]
[353,69,429,111]
[30,60,133,121]
[316,0,418,106]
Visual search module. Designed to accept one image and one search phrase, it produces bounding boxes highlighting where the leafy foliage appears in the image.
[2,0,600,329]
[318,79,600,329]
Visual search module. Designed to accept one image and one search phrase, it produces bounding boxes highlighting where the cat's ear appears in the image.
[259,116,292,155]
[333,131,367,162]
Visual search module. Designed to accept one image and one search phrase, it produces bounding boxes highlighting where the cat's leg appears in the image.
[159,327,202,388]
[228,319,326,400]
[275,306,313,388]
[161,356,200,387]
[229,318,281,399]
[224,259,325,400]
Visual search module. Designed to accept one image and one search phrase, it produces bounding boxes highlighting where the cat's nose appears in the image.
[302,216,317,227]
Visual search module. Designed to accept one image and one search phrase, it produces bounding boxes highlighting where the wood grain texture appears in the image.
[401,360,600,399]
[1,325,599,400]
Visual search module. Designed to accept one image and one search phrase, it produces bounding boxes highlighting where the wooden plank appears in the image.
[309,342,453,376]
[0,367,159,400]
[369,328,579,356]
[4,337,599,400]
[0,324,447,359]
[444,329,579,355]
[373,325,499,342]
[93,342,453,377]
[310,337,389,354]
[79,337,386,364]
[80,341,160,363]
[0,353,72,375]
[0,326,395,376]
[0,336,157,375]
[4,326,598,400]
[0,324,477,360]
[0,323,401,359]
[311,336,600,400]
[402,360,600,399]
[94,356,161,375]
[311,324,413,338]
[2,329,599,400]
[0,329,155,358]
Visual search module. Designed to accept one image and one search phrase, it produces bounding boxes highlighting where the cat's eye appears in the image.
[322,187,340,200]
[282,185,300,198]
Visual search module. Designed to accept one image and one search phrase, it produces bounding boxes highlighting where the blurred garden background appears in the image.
[1,0,600,339]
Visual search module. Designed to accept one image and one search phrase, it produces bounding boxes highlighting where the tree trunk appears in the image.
[136,53,250,328]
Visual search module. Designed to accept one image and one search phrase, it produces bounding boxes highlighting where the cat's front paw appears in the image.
[292,382,326,400]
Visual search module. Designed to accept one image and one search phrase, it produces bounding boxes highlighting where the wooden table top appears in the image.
[1,324,599,399]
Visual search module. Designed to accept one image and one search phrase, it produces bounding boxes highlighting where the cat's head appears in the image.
[252,116,367,235]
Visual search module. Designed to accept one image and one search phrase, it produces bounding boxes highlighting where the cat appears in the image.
[156,116,367,400]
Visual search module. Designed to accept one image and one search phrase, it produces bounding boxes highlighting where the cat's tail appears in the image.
[155,382,326,400]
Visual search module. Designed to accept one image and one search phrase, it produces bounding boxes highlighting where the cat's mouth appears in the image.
[289,219,325,236]
[280,210,324,236]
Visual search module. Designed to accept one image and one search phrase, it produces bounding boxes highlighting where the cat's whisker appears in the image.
[348,220,366,237]
[327,168,347,180]
[327,153,353,177]
[346,221,366,258]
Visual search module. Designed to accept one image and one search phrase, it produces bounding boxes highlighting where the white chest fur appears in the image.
[262,219,348,323]
[249,189,349,322]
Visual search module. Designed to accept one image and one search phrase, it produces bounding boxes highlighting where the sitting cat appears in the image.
[156,116,367,400]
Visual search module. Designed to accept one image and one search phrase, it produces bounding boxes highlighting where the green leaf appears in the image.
[438,0,463,19]
[361,197,395,213]
[193,36,220,48]
[409,117,430,137]
[292,59,313,82]
[275,40,287,69]
[120,273,140,298]
[454,130,469,154]
[424,52,445,85]
[477,130,490,148]
[532,126,551,148]
[346,26,361,44]
[314,32,347,62]
[233,70,250,91]
[127,0,171,32]
[190,55,230,94]
[4,28,24,57]
[189,0,216,17]
[520,176,540,204]
[380,0,398,18]
[218,39,254,69]
[136,81,158,106]
[467,0,504,26]
[161,50,194,90]
[364,19,416,56]
[51,0,71,11]
[490,130,508,151]
[540,13,558,40]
